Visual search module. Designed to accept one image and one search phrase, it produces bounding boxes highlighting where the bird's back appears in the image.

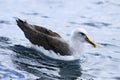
[16,19,72,55]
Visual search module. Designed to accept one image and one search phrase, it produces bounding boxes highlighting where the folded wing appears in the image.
[16,19,72,55]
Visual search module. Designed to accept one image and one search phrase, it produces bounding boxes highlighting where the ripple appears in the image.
[83,22,96,27]
[88,52,103,57]
[69,21,78,25]
[107,56,120,62]
[69,21,80,25]
[114,77,120,80]
[0,36,10,43]
[99,42,118,47]
[0,67,24,79]
[0,20,11,24]
[95,1,104,5]
[82,22,111,28]
[94,1,109,5]
[80,16,87,18]
[114,51,120,53]
[80,16,92,19]
[41,16,50,18]
[22,12,39,15]
[0,37,11,49]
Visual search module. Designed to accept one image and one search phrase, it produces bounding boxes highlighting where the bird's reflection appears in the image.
[10,45,82,80]
[58,60,82,80]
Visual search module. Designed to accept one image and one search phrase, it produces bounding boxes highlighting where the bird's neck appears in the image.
[70,38,84,54]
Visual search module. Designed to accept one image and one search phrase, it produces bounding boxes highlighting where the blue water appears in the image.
[0,0,120,80]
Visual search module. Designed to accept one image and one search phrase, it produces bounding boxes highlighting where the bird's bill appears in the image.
[85,36,97,48]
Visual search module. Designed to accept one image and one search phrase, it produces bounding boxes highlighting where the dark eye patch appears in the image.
[78,32,85,36]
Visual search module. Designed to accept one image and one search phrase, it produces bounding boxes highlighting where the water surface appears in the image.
[0,0,120,80]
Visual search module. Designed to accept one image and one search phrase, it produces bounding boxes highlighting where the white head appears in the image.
[70,28,96,54]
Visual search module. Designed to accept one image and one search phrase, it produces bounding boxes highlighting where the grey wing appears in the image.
[32,25,61,38]
[46,37,72,55]
[27,32,71,55]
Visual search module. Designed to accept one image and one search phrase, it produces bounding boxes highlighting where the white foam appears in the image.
[31,44,81,61]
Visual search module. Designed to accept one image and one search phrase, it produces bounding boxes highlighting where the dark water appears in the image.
[0,37,82,80]
[0,0,120,80]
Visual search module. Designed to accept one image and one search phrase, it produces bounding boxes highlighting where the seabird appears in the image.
[16,19,96,55]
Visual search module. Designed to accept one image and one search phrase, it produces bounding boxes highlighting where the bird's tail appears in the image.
[16,18,33,33]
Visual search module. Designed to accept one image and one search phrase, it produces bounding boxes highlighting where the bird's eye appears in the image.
[78,32,85,36]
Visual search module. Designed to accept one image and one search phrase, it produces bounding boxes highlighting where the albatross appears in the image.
[16,19,96,55]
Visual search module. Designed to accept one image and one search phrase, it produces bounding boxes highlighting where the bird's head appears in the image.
[71,28,96,48]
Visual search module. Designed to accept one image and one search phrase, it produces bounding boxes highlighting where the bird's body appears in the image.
[16,19,72,55]
[16,19,96,55]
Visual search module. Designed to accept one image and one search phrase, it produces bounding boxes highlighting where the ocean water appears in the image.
[0,0,120,80]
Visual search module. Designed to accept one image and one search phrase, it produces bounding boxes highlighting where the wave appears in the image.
[31,44,81,61]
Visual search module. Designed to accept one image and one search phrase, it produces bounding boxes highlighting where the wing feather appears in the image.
[16,18,72,55]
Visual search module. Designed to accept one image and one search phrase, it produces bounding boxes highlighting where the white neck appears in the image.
[70,37,84,55]
[69,28,87,55]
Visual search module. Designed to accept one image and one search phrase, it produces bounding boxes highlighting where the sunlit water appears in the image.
[0,0,120,80]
